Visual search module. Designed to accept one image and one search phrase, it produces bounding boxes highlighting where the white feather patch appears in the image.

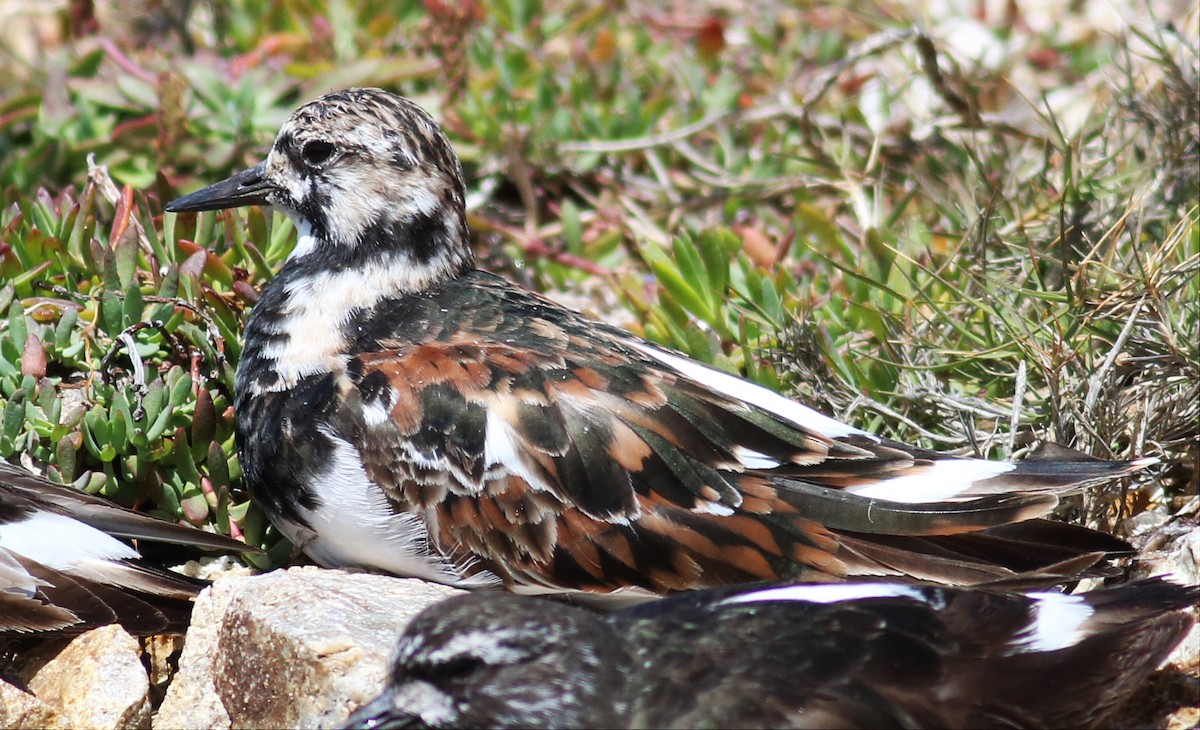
[427,630,527,665]
[630,342,868,441]
[0,512,139,571]
[692,500,735,516]
[732,446,783,470]
[845,458,1016,503]
[722,583,927,606]
[361,398,395,427]
[286,218,319,261]
[387,679,459,726]
[258,255,443,389]
[483,411,558,495]
[1009,592,1095,653]
[483,411,539,485]
[288,431,495,588]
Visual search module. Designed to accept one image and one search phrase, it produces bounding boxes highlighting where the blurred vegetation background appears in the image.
[0,0,1195,565]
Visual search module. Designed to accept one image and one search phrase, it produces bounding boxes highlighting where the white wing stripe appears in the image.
[630,342,868,440]
[846,459,1016,503]
[722,583,927,605]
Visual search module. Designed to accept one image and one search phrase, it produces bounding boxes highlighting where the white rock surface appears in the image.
[0,678,70,729]
[24,625,151,730]
[155,566,463,729]
[153,571,246,730]
[1130,516,1200,673]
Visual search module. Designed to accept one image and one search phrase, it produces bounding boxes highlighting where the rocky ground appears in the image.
[2,517,1196,730]
[3,567,463,729]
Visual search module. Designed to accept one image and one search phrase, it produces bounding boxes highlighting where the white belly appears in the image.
[284,429,498,588]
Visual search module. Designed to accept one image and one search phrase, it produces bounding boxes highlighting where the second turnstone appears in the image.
[0,461,252,635]
[341,578,1197,728]
[166,88,1156,602]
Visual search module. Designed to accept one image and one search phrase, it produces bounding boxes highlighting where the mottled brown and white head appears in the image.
[167,88,473,289]
[341,593,627,729]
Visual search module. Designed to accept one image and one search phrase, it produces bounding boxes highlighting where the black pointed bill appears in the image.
[165,162,275,213]
[341,692,418,729]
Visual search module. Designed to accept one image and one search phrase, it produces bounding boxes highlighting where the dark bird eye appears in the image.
[437,656,485,681]
[301,140,335,166]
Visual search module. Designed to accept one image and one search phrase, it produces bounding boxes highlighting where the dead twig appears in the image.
[87,153,156,260]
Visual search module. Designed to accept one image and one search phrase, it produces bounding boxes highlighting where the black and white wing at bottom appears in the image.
[343,577,1197,729]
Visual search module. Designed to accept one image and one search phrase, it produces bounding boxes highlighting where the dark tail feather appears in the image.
[1077,576,1200,624]
[968,553,1114,590]
[0,589,80,633]
[834,515,1133,587]
[980,518,1133,555]
[832,534,1103,586]
[773,477,1059,536]
[974,443,1158,492]
[8,557,196,636]
[922,521,1131,574]
[991,578,1196,728]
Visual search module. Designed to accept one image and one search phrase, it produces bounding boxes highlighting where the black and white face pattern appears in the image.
[258,88,473,288]
[348,594,625,729]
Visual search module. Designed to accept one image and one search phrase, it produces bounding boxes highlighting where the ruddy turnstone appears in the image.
[166,87,1156,601]
[0,461,251,635]
[342,578,1197,729]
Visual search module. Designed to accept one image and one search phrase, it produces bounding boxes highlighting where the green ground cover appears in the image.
[0,1,1194,563]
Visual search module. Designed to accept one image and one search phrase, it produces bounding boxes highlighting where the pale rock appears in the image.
[0,678,70,729]
[25,625,151,730]
[153,569,249,730]
[1167,706,1200,730]
[155,566,464,729]
[1130,517,1200,673]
